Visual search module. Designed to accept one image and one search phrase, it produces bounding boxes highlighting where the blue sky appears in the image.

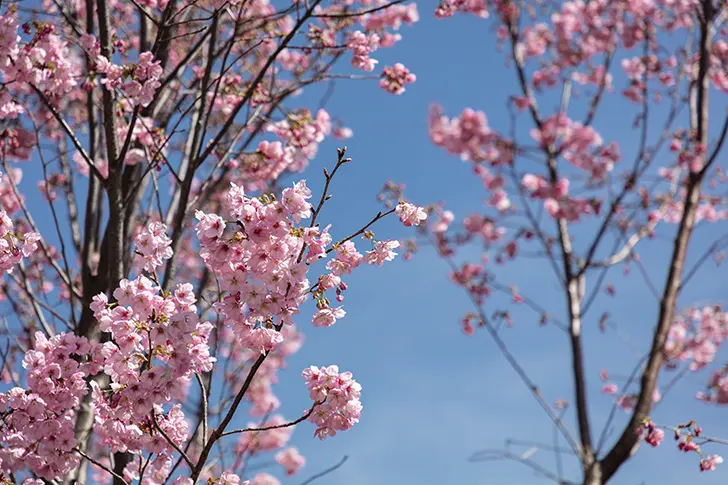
[7,4,728,485]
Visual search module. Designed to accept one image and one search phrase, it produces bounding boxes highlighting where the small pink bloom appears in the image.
[700,454,723,471]
[601,383,618,395]
[275,447,305,476]
[395,201,427,227]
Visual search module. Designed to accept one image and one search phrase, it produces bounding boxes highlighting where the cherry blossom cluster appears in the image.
[522,174,600,222]
[434,0,488,19]
[94,49,163,107]
[0,169,24,217]
[700,454,724,472]
[190,175,419,445]
[640,419,724,473]
[134,221,174,272]
[259,109,332,183]
[379,63,417,95]
[0,332,104,478]
[174,472,250,485]
[348,31,380,72]
[428,105,508,164]
[302,365,362,440]
[395,201,427,227]
[362,2,419,44]
[196,179,414,354]
[651,145,728,224]
[665,306,728,374]
[0,170,39,274]
[275,447,305,476]
[88,278,214,457]
[532,114,620,182]
[640,420,665,448]
[656,306,728,405]
[0,12,79,100]
[195,181,312,354]
[474,166,510,212]
[312,1,418,94]
[0,209,39,275]
[233,140,295,193]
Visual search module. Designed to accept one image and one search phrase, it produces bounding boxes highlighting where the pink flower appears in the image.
[195,210,226,245]
[644,427,664,447]
[219,472,242,485]
[601,383,618,395]
[365,240,400,266]
[431,210,454,233]
[281,180,312,222]
[134,221,173,272]
[80,33,100,57]
[348,31,379,72]
[435,0,487,18]
[395,201,427,226]
[700,454,723,472]
[249,473,279,485]
[312,307,346,328]
[333,126,353,139]
[303,365,362,440]
[678,438,699,452]
[326,241,363,276]
[379,63,416,95]
[275,447,305,476]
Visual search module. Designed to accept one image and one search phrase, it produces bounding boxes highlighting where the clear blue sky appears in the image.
[10,5,728,485]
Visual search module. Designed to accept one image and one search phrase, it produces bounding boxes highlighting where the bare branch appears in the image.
[219,402,317,438]
[469,449,575,485]
[74,448,131,485]
[299,456,349,485]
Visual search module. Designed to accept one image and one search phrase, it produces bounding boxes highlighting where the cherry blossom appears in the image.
[700,454,723,472]
[379,63,416,95]
[302,365,362,440]
[0,0,421,478]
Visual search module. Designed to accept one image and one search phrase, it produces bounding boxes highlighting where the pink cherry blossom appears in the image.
[379,63,416,95]
[365,239,400,266]
[395,201,427,227]
[302,365,362,440]
[275,447,306,475]
[700,454,723,472]
[134,221,173,272]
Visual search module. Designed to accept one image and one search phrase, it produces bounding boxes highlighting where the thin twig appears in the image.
[299,456,349,485]
[74,448,131,485]
[219,402,317,438]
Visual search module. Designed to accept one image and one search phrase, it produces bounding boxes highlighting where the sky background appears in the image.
[7,3,728,485]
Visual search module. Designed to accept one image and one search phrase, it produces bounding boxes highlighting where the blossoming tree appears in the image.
[409,0,728,484]
[0,0,424,484]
